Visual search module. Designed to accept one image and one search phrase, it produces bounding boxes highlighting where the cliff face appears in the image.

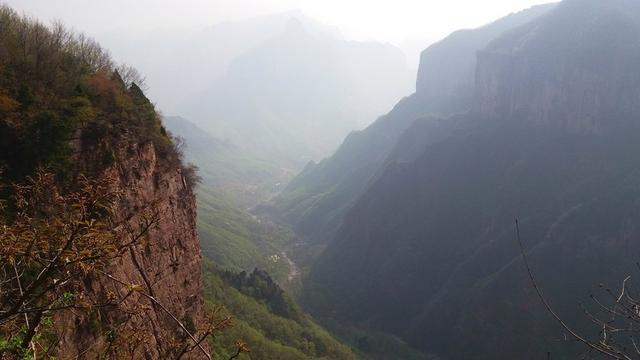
[267,5,553,245]
[416,3,554,113]
[475,0,640,132]
[0,7,210,357]
[303,1,640,359]
[55,137,209,359]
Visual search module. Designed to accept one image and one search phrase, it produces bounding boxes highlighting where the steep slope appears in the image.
[182,18,414,169]
[202,264,359,360]
[416,3,555,114]
[305,1,640,359]
[59,133,208,359]
[0,6,210,358]
[476,0,640,129]
[268,4,555,245]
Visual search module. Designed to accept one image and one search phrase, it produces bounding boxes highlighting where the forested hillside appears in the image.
[0,6,210,358]
[203,263,358,360]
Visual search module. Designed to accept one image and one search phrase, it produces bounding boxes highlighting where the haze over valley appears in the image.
[3,1,640,359]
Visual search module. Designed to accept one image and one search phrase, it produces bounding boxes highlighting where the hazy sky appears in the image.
[7,0,553,45]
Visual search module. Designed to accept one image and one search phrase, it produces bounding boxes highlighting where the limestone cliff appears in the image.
[475,0,640,131]
[0,6,211,357]
[302,1,640,359]
[53,134,209,359]
[416,3,554,113]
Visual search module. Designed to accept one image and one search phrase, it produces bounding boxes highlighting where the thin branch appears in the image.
[96,270,211,360]
[515,219,632,360]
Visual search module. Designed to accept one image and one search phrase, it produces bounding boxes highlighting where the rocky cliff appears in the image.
[54,137,209,359]
[302,1,640,359]
[0,6,210,357]
[475,0,640,131]
[268,4,553,246]
[416,3,554,114]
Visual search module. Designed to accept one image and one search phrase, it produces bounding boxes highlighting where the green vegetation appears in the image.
[167,113,428,360]
[320,320,429,360]
[0,6,181,186]
[203,263,357,360]
[204,263,427,360]
[164,116,294,208]
[197,187,293,283]
[0,7,207,358]
[220,268,299,319]
[164,117,298,282]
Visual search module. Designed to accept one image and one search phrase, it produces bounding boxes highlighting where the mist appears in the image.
[6,1,640,359]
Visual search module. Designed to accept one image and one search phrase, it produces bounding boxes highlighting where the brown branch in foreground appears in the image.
[514,219,632,360]
[228,340,251,360]
[96,270,212,360]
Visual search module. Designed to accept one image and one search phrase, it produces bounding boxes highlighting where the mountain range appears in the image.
[102,13,414,178]
[265,1,640,359]
[268,3,555,244]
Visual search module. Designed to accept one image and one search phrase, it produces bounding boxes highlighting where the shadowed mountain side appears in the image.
[306,118,640,359]
[266,4,555,246]
[303,1,640,359]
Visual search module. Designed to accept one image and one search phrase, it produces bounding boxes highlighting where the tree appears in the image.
[1,171,121,357]
[0,171,245,359]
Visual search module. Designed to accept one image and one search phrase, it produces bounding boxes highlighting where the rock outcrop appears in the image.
[302,1,640,359]
[55,137,209,359]
[417,3,554,113]
[268,4,554,246]
[475,0,640,132]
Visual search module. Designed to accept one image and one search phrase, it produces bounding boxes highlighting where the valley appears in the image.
[3,0,640,359]
[130,1,640,358]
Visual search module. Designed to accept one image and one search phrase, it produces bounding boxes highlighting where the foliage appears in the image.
[318,319,430,360]
[0,172,215,359]
[0,6,213,358]
[0,171,119,357]
[202,263,357,360]
[221,268,299,320]
[0,172,227,359]
[197,188,292,283]
[0,5,192,186]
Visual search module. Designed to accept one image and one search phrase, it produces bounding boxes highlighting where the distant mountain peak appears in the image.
[283,17,308,37]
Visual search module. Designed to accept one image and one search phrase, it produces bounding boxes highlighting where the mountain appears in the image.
[0,7,363,359]
[0,6,209,358]
[267,4,555,246]
[476,0,640,129]
[203,263,358,360]
[164,116,293,206]
[101,12,412,175]
[163,116,428,359]
[181,17,414,170]
[302,1,640,359]
[99,11,339,114]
